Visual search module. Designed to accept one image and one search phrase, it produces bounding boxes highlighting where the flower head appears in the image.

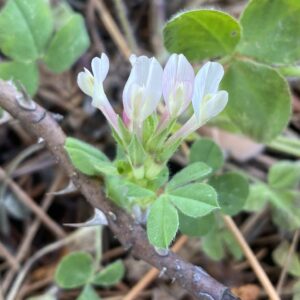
[77,54,228,150]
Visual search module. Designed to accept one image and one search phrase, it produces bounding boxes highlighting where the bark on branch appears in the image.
[0,81,238,300]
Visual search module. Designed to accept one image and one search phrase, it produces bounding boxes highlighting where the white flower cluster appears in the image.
[77,53,228,144]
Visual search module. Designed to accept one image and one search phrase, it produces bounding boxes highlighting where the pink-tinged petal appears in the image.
[162,54,177,102]
[175,54,194,108]
[77,70,94,97]
[91,53,109,83]
[163,54,194,117]
[101,102,120,135]
[122,110,130,127]
[192,62,224,121]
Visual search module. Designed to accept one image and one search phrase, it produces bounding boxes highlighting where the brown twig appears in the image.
[223,215,280,300]
[0,243,19,271]
[92,0,131,59]
[2,174,64,293]
[123,235,188,300]
[0,167,66,239]
[0,80,238,300]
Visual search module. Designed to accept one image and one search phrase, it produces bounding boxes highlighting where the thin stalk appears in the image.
[268,136,300,157]
[95,226,103,268]
[278,66,300,77]
[276,230,300,294]
[113,0,138,53]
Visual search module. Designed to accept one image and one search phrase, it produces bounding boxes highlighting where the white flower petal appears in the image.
[167,114,198,144]
[142,57,163,119]
[163,54,177,100]
[192,62,224,121]
[163,54,194,117]
[91,53,109,83]
[201,90,228,124]
[77,71,94,96]
[129,54,137,65]
[199,62,224,95]
[123,55,163,123]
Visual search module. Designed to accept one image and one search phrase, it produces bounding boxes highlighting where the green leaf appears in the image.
[66,138,109,161]
[169,183,219,218]
[105,176,155,209]
[209,172,249,216]
[189,138,224,171]
[65,137,117,176]
[244,183,269,212]
[202,228,225,261]
[222,230,243,261]
[52,2,74,30]
[273,241,300,277]
[147,195,179,249]
[238,0,300,64]
[0,0,53,61]
[44,14,89,73]
[166,162,212,191]
[269,190,300,230]
[77,285,101,300]
[202,226,242,261]
[0,61,38,95]
[221,60,291,142]
[92,260,125,287]
[163,10,241,61]
[55,252,94,289]
[179,212,215,237]
[268,161,300,190]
